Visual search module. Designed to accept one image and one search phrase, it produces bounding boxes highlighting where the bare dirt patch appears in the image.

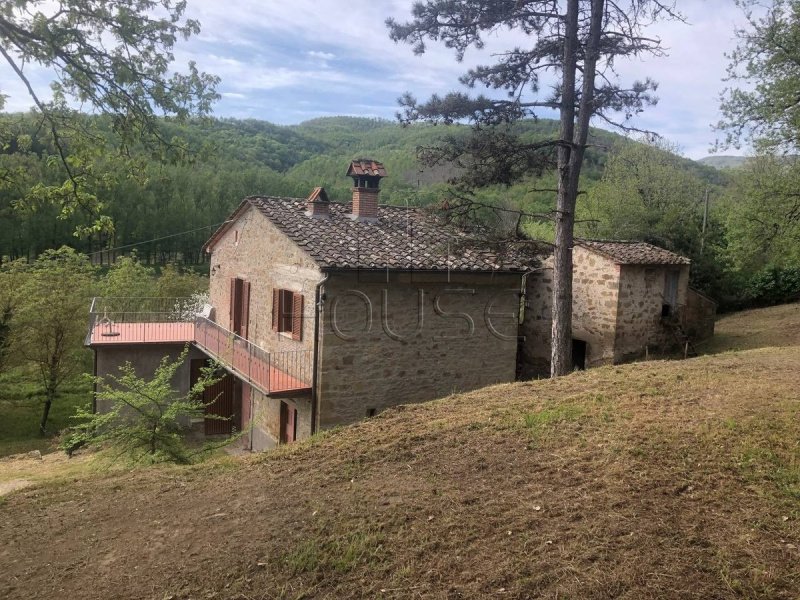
[1,344,799,599]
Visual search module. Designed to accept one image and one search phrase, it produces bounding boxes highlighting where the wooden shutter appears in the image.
[229,278,236,329]
[271,288,280,332]
[241,281,251,340]
[291,292,304,341]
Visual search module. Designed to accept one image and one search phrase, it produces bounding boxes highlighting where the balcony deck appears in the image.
[89,321,195,345]
[86,298,311,396]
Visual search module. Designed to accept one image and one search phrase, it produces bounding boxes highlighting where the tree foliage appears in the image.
[718,0,800,152]
[723,155,800,272]
[0,0,219,234]
[5,246,94,433]
[63,347,223,463]
[581,139,731,297]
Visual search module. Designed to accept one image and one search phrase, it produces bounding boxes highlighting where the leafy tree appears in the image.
[718,0,800,152]
[100,253,157,300]
[387,0,680,375]
[582,139,708,248]
[0,0,219,234]
[581,139,733,297]
[63,347,223,463]
[155,263,208,299]
[0,258,27,370]
[723,155,800,272]
[6,247,94,433]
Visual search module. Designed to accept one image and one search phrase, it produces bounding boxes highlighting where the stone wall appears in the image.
[249,387,313,451]
[317,271,522,428]
[613,264,690,361]
[683,287,717,340]
[207,204,323,441]
[207,204,322,356]
[520,246,621,376]
[94,344,207,426]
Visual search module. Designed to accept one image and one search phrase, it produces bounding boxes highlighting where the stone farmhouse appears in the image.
[87,160,715,451]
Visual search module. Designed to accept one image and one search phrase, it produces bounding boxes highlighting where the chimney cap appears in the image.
[307,186,330,203]
[346,159,387,178]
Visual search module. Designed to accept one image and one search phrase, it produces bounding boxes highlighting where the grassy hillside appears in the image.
[1,303,799,599]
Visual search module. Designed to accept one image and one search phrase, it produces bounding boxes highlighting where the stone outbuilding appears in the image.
[520,239,717,376]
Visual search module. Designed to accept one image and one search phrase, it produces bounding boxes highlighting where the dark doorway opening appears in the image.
[571,339,587,371]
[280,401,297,444]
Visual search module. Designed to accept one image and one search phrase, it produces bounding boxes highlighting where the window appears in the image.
[272,288,304,341]
[662,270,680,318]
[366,408,377,418]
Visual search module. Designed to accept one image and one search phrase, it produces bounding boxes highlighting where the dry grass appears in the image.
[700,302,800,354]
[1,305,799,599]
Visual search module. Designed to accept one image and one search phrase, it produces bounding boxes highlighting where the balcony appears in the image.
[87,297,311,396]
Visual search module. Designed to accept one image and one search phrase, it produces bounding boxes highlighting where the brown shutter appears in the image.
[229,278,236,329]
[291,292,303,341]
[272,288,280,332]
[241,281,251,340]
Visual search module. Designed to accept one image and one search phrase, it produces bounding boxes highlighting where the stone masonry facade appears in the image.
[521,246,621,376]
[317,271,521,427]
[521,244,705,376]
[207,204,322,448]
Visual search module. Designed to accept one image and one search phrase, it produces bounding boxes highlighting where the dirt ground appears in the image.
[2,305,800,599]
[1,339,799,599]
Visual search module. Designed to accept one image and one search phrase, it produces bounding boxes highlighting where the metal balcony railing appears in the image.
[86,297,312,395]
[194,317,311,394]
[86,297,199,345]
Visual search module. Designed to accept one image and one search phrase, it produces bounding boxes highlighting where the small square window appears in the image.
[366,408,377,418]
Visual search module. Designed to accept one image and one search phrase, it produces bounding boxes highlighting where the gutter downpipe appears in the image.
[311,271,330,435]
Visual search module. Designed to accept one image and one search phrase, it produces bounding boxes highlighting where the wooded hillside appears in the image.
[0,114,724,264]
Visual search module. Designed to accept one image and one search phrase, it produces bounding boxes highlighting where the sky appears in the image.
[1,0,751,160]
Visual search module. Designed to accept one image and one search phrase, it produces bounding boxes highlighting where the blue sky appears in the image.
[1,0,750,160]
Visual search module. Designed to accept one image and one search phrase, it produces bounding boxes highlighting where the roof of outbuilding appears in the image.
[576,239,690,265]
[206,196,531,272]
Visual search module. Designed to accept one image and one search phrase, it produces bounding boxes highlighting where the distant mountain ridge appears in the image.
[697,155,750,169]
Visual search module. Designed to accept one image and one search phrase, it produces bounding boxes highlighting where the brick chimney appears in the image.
[305,186,330,218]
[346,159,387,222]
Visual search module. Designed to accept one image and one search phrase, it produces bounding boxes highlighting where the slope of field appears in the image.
[1,306,799,599]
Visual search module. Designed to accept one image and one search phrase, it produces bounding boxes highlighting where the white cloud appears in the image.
[0,0,753,160]
[308,51,336,61]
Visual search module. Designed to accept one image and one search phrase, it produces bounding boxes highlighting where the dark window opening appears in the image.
[366,408,377,418]
[661,303,673,318]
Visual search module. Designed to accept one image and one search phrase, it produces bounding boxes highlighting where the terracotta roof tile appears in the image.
[245,196,530,272]
[346,159,387,178]
[577,239,690,265]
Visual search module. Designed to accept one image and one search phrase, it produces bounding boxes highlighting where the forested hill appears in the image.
[0,115,724,263]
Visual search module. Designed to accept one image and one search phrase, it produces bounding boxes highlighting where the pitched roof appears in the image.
[576,239,690,265]
[208,196,531,272]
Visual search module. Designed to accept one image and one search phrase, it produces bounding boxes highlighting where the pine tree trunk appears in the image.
[551,0,580,377]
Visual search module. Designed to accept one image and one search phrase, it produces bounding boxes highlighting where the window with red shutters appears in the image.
[271,288,303,340]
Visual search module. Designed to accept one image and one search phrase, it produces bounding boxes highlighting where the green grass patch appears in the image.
[0,367,91,457]
[522,403,586,439]
[280,525,386,576]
